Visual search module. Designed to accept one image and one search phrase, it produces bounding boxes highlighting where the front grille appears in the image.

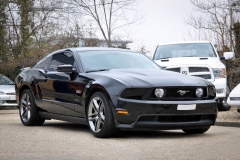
[138,115,215,123]
[189,67,209,72]
[149,87,208,100]
[167,68,180,73]
[167,66,212,80]
[5,100,17,104]
[6,92,15,95]
[158,115,202,122]
[194,74,211,79]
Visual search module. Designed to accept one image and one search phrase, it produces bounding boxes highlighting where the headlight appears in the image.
[0,91,6,95]
[155,88,165,98]
[212,68,226,78]
[196,88,203,97]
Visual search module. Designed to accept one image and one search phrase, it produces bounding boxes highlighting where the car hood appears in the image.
[0,85,15,93]
[154,57,225,68]
[90,69,210,87]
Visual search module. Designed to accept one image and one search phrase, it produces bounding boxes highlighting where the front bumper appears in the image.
[113,98,217,129]
[227,97,240,109]
[0,95,18,107]
[211,78,227,98]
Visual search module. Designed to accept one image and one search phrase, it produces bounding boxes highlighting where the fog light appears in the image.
[216,89,223,94]
[155,88,165,98]
[0,100,5,104]
[0,91,6,95]
[196,88,203,97]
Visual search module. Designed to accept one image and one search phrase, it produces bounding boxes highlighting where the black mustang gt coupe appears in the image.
[15,47,217,138]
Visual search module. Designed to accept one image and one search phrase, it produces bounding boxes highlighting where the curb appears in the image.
[215,121,240,128]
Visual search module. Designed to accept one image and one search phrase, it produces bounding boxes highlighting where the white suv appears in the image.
[153,41,234,111]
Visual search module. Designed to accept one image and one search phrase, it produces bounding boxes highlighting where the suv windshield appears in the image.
[78,50,160,71]
[0,74,14,85]
[153,43,217,60]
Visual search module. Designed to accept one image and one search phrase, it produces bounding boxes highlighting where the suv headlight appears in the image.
[0,91,6,95]
[212,68,226,78]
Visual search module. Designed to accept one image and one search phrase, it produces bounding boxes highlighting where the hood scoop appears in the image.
[199,58,208,60]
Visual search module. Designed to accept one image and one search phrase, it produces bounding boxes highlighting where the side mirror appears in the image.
[223,52,234,60]
[57,64,76,73]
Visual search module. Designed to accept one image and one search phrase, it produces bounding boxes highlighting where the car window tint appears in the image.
[0,74,14,85]
[153,43,217,60]
[33,56,51,70]
[78,51,160,70]
[49,52,75,71]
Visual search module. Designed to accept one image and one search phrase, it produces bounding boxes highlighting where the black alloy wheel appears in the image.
[19,89,45,126]
[87,91,118,138]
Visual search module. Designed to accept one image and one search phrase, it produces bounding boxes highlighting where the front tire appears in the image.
[87,91,118,138]
[182,126,210,134]
[19,89,45,126]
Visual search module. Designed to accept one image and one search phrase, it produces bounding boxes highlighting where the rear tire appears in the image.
[19,89,45,126]
[182,126,210,134]
[87,91,118,138]
[237,109,240,113]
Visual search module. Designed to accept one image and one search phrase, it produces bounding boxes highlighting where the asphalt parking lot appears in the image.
[1,108,240,160]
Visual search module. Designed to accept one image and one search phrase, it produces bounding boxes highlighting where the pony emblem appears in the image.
[177,90,190,96]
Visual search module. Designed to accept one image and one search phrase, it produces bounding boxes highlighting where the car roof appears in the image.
[46,47,138,57]
[71,47,135,52]
[157,41,212,46]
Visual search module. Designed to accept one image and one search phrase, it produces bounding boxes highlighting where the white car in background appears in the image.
[153,41,234,111]
[0,74,18,107]
[227,84,240,113]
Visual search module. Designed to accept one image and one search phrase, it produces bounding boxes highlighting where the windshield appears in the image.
[0,74,14,85]
[153,43,217,60]
[78,50,160,71]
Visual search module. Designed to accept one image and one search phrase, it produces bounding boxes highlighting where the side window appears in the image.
[49,52,75,71]
[33,56,50,70]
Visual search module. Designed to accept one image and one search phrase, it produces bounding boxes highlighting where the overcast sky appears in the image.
[128,0,194,56]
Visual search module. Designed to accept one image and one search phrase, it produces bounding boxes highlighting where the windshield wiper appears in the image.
[182,55,196,57]
[155,57,172,60]
[86,69,110,73]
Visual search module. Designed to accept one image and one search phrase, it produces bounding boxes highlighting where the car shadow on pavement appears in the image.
[41,121,214,139]
[42,122,89,132]
[116,130,214,139]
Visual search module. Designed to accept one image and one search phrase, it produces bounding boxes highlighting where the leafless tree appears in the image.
[184,0,240,53]
[70,0,142,47]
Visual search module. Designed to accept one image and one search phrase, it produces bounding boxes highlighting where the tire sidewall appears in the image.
[19,89,37,126]
[87,92,115,138]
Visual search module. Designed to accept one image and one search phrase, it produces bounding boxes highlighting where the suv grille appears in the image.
[189,67,209,72]
[167,66,212,80]
[167,68,180,72]
[5,100,17,104]
[6,92,15,95]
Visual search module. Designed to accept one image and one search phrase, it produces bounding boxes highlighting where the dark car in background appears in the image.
[15,47,217,138]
